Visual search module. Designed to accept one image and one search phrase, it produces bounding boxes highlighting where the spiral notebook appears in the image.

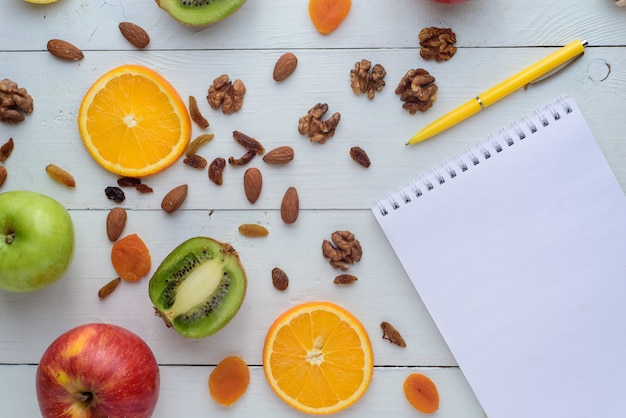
[373,96,626,418]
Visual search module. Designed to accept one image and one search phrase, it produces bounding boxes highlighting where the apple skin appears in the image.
[0,190,74,292]
[36,323,160,418]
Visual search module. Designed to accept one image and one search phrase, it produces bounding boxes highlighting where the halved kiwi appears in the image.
[149,237,247,339]
[155,0,247,27]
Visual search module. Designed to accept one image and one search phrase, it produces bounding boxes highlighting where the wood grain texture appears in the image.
[1,0,625,416]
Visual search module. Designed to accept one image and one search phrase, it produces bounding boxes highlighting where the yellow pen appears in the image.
[406,39,587,145]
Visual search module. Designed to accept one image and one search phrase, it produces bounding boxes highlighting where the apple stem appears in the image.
[75,392,93,403]
[5,232,13,244]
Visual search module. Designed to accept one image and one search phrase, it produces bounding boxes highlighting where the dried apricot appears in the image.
[403,373,439,413]
[209,355,250,406]
[110,233,151,282]
[309,0,351,35]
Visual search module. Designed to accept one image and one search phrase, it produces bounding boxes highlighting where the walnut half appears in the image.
[0,79,34,124]
[350,59,387,100]
[322,230,362,271]
[298,103,341,144]
[419,27,457,62]
[206,74,246,115]
[395,68,438,114]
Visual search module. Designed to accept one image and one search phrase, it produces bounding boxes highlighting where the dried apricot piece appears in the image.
[403,373,439,413]
[309,0,351,35]
[209,355,250,406]
[111,233,151,282]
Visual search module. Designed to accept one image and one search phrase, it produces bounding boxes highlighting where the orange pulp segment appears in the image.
[309,0,351,35]
[263,301,373,414]
[78,64,191,177]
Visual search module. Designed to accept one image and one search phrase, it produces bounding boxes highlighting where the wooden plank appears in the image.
[0,365,484,417]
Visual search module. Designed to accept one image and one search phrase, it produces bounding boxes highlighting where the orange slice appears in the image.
[263,301,373,414]
[78,64,191,177]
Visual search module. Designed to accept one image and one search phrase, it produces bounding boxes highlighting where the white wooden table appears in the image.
[1,0,625,416]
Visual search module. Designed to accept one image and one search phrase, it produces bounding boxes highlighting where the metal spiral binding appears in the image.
[374,97,574,216]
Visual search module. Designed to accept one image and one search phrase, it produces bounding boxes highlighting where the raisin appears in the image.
[117,176,141,187]
[333,274,358,284]
[136,184,153,193]
[208,157,226,185]
[233,130,265,154]
[380,321,407,348]
[105,186,125,202]
[271,267,289,291]
[228,150,256,166]
[350,146,371,168]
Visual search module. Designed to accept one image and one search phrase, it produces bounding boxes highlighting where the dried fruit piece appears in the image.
[186,133,214,157]
[105,186,125,202]
[273,52,298,81]
[106,207,127,242]
[263,146,294,164]
[350,146,371,168]
[280,186,299,224]
[243,167,262,204]
[0,166,6,188]
[0,79,33,124]
[188,96,209,129]
[161,184,188,213]
[45,164,76,188]
[238,223,268,237]
[118,22,150,49]
[309,0,351,35]
[0,138,14,162]
[403,373,439,413]
[334,274,358,285]
[111,233,151,282]
[208,157,226,185]
[117,176,142,187]
[209,355,250,406]
[232,130,265,154]
[98,277,122,299]
[228,150,256,166]
[271,267,289,291]
[46,39,84,61]
[136,184,154,193]
[183,154,208,169]
[380,321,407,348]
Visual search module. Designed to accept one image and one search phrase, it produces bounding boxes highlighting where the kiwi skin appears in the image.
[155,0,247,27]
[149,236,247,339]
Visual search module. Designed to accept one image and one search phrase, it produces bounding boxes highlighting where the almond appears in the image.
[45,164,76,187]
[47,39,84,61]
[118,22,150,49]
[273,52,298,81]
[263,146,294,164]
[280,186,299,224]
[161,184,188,213]
[106,207,127,242]
[243,167,262,204]
[0,166,6,188]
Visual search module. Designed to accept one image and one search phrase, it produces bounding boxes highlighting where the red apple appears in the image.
[36,323,160,418]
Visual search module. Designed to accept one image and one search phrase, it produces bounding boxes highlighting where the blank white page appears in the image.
[373,97,626,418]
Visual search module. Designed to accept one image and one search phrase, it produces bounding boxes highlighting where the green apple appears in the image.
[0,190,74,292]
